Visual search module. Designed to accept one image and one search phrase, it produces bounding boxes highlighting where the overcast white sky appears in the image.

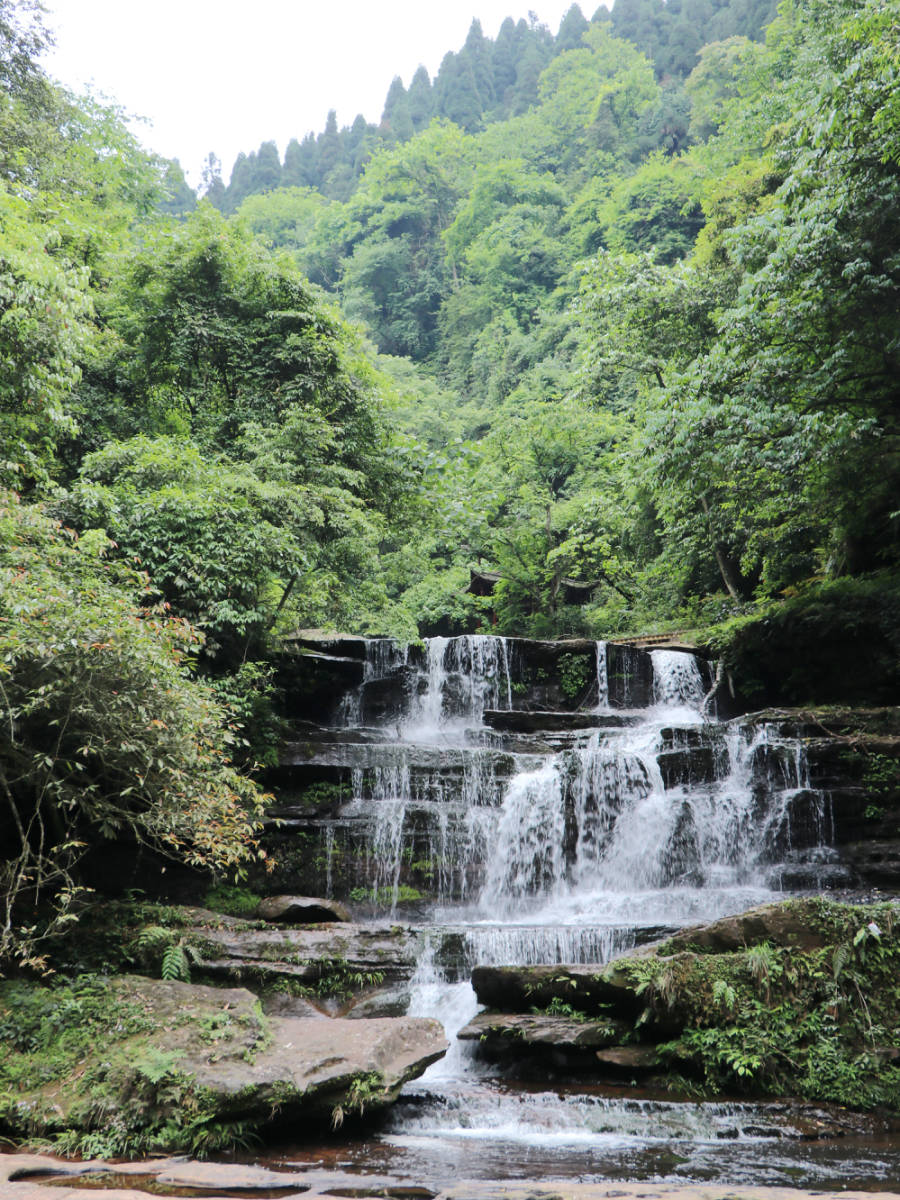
[43,1,588,188]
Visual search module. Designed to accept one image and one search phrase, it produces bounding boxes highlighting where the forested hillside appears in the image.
[1,0,898,962]
[226,0,899,646]
[210,0,779,208]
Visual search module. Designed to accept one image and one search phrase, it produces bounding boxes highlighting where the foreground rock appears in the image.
[467,898,900,1109]
[3,1155,899,1200]
[0,975,445,1155]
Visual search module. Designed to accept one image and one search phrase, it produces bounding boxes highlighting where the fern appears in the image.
[832,942,851,981]
[135,1047,184,1084]
[712,978,737,1011]
[136,925,173,953]
[161,943,191,982]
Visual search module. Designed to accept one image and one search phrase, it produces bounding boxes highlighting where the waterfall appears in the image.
[479,761,567,912]
[651,648,706,711]
[595,640,609,710]
[404,634,513,741]
[283,634,877,1185]
[297,634,838,1062]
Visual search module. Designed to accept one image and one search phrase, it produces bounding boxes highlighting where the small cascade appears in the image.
[651,648,706,711]
[480,761,566,911]
[595,640,609,711]
[405,634,514,740]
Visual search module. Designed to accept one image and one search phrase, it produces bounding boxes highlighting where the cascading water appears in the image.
[595,639,609,711]
[286,634,875,1185]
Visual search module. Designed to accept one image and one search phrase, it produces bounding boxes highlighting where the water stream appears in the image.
[279,635,899,1189]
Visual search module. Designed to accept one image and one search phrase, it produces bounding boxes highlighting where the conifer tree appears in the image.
[407,65,433,131]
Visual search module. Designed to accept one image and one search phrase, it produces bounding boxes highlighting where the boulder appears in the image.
[343,986,412,1019]
[458,1012,629,1050]
[256,895,351,924]
[470,961,648,1017]
[660,898,838,955]
[0,976,446,1151]
[595,1044,660,1071]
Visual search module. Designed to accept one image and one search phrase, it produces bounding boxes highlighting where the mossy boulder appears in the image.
[0,974,445,1157]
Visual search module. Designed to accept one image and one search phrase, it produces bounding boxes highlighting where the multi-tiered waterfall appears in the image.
[270,634,889,1186]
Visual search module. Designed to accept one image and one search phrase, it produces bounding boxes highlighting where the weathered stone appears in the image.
[193,922,420,989]
[0,976,446,1150]
[595,1044,660,1071]
[457,1012,628,1050]
[656,746,719,789]
[256,895,351,924]
[343,986,412,1019]
[155,1163,309,1190]
[660,898,836,955]
[470,962,647,1017]
[483,711,639,733]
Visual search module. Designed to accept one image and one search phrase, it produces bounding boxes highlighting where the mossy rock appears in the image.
[0,975,445,1157]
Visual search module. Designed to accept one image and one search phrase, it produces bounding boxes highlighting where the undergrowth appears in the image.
[621,900,900,1110]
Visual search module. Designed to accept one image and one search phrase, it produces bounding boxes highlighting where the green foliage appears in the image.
[331,1069,384,1129]
[628,901,900,1110]
[707,574,900,705]
[131,926,199,982]
[0,185,92,488]
[0,972,270,1156]
[308,958,386,998]
[0,495,267,972]
[538,996,590,1021]
[348,885,424,906]
[203,884,264,917]
[557,652,592,700]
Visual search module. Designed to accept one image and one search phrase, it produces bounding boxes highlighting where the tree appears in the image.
[556,4,589,50]
[253,140,282,191]
[0,185,92,489]
[408,65,433,132]
[0,493,266,972]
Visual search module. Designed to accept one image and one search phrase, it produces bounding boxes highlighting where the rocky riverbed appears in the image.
[4,1154,900,1200]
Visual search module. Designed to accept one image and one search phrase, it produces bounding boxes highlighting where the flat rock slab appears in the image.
[155,1163,308,1190]
[440,1186,900,1200]
[195,922,420,984]
[4,1160,899,1200]
[173,1004,447,1120]
[256,896,351,924]
[0,977,445,1148]
[458,1012,628,1049]
[483,710,638,733]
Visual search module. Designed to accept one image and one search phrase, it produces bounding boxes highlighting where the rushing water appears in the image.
[279,635,897,1190]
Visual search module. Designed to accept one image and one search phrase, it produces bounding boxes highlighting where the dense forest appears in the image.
[1,0,899,966]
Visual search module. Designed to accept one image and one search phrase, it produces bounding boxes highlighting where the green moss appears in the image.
[203,884,264,916]
[349,884,425,905]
